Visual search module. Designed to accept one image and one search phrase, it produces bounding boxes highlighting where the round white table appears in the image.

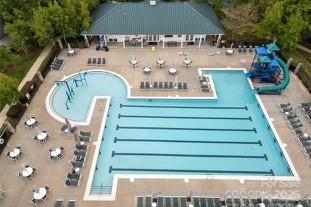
[80,142,85,146]
[169,68,177,74]
[26,118,36,126]
[157,59,165,65]
[50,148,61,157]
[184,59,192,65]
[22,167,33,177]
[143,67,151,73]
[68,49,75,56]
[226,49,234,54]
[130,60,138,67]
[33,187,47,200]
[10,148,21,158]
[37,132,47,141]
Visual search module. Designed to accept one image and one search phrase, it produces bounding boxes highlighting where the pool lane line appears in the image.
[114,137,262,146]
[120,104,248,110]
[111,151,268,160]
[116,125,257,133]
[109,166,274,176]
[118,114,253,121]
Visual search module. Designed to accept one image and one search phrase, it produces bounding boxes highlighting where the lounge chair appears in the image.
[305,148,311,158]
[97,58,101,65]
[158,197,164,207]
[294,129,303,135]
[145,82,150,90]
[67,200,76,207]
[164,82,168,89]
[280,103,291,108]
[75,143,87,151]
[67,173,81,180]
[70,161,84,168]
[286,114,298,120]
[92,58,96,64]
[153,82,158,89]
[301,140,311,147]
[177,83,182,89]
[173,197,179,207]
[140,82,145,90]
[74,149,87,156]
[182,82,188,90]
[87,58,91,65]
[137,197,143,207]
[242,46,247,53]
[302,106,311,112]
[288,119,301,125]
[80,131,92,138]
[179,197,186,207]
[145,197,152,207]
[79,136,91,142]
[75,154,86,162]
[290,123,303,129]
[65,179,79,187]
[169,82,174,89]
[202,87,209,92]
[238,46,242,53]
[300,102,311,108]
[102,58,106,65]
[249,46,254,53]
[159,82,163,89]
[281,107,293,113]
[54,199,64,207]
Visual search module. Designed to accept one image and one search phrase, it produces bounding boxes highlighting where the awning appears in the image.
[266,42,280,52]
[259,56,271,64]
[255,47,268,56]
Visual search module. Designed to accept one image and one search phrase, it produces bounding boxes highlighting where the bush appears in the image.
[0,46,22,73]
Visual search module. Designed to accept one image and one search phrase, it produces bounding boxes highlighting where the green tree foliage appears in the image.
[0,47,21,72]
[258,0,310,50]
[0,73,20,107]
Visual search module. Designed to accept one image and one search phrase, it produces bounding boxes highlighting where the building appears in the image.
[81,1,224,48]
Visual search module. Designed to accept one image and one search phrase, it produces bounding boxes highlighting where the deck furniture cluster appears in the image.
[50,57,64,70]
[280,102,311,158]
[140,81,187,90]
[87,57,106,65]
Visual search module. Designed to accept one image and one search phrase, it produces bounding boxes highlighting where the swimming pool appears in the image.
[47,69,296,198]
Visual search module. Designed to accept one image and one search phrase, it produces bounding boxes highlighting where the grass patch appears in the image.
[8,48,42,83]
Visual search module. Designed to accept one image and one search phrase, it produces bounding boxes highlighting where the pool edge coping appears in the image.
[45,68,300,201]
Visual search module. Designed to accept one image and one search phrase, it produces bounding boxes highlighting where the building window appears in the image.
[164,35,173,38]
[185,35,189,41]
[190,35,194,41]
[178,35,182,37]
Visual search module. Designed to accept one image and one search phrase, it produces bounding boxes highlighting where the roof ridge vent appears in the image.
[150,0,156,6]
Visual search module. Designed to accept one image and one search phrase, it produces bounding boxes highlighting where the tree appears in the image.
[0,47,21,72]
[0,73,20,107]
[258,0,310,50]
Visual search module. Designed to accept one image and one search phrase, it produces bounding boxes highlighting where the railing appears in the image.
[90,185,112,195]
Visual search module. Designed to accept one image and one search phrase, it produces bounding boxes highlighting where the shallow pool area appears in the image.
[48,69,294,196]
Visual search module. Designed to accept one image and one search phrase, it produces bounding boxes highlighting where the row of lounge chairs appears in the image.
[140,82,188,90]
[300,101,311,120]
[237,45,254,53]
[64,130,92,187]
[54,199,76,207]
[280,103,311,158]
[136,195,310,207]
[50,57,64,70]
[87,57,106,65]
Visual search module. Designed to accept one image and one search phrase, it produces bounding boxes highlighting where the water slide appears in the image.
[256,57,290,94]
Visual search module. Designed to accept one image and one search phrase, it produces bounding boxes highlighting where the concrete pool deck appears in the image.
[0,46,310,207]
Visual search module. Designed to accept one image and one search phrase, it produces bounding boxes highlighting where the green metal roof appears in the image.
[82,2,224,35]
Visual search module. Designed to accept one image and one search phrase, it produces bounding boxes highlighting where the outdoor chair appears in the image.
[153,82,158,89]
[177,83,182,89]
[70,161,83,168]
[288,119,301,125]
[102,58,106,65]
[87,58,91,64]
[75,143,87,151]
[280,103,291,108]
[67,200,77,207]
[290,123,303,130]
[67,173,81,180]
[164,82,168,89]
[65,179,79,187]
[182,83,188,90]
[74,149,87,156]
[300,102,311,108]
[145,82,150,90]
[92,58,96,64]
[54,199,64,207]
[140,82,145,89]
[97,58,101,65]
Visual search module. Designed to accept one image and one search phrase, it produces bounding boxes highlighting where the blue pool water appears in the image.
[50,70,292,192]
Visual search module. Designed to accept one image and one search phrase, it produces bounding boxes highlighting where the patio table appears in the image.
[50,148,61,157]
[33,187,47,200]
[143,67,151,74]
[169,68,176,75]
[37,132,47,141]
[10,148,21,158]
[22,167,33,177]
[26,118,36,127]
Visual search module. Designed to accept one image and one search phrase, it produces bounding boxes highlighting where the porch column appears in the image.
[162,36,165,48]
[141,36,144,48]
[103,35,107,45]
[84,35,90,48]
[123,36,125,48]
[216,34,222,47]
[198,35,202,48]
[180,35,183,48]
